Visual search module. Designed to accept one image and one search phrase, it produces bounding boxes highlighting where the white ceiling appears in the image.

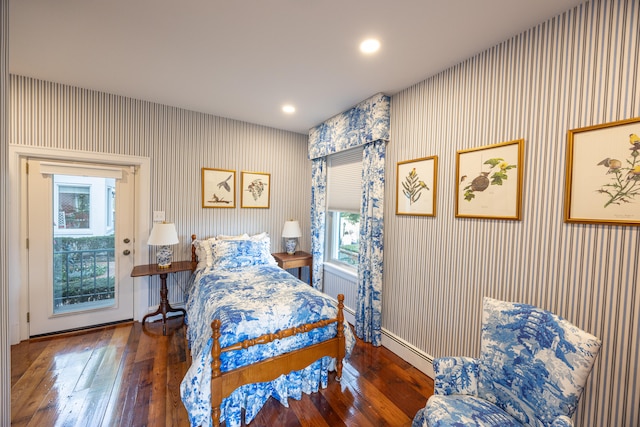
[9,0,586,135]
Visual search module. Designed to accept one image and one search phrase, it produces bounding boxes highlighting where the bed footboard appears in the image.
[210,294,346,427]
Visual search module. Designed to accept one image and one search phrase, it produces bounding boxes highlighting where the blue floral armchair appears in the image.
[413,297,601,427]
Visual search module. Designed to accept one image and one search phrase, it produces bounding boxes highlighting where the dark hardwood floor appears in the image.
[11,318,433,426]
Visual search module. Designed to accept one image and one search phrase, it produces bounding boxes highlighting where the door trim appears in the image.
[8,145,150,344]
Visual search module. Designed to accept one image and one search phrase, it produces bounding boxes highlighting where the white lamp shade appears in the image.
[147,222,179,246]
[282,220,302,238]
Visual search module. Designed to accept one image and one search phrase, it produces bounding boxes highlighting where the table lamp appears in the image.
[282,220,302,255]
[147,222,179,268]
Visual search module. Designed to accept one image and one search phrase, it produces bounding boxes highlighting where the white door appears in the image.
[27,159,135,336]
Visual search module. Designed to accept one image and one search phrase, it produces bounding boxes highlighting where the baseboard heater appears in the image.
[381,328,435,378]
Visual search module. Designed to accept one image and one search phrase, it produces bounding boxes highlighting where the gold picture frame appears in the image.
[564,117,640,225]
[396,156,438,216]
[202,168,236,208]
[455,139,524,220]
[241,171,271,208]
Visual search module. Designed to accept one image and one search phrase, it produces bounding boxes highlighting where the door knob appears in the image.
[123,249,131,255]
[123,238,131,244]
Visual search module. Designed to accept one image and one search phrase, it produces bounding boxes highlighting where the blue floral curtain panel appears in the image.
[310,158,327,290]
[308,93,390,345]
[356,140,385,345]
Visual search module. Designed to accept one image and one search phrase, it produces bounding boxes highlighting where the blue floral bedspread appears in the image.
[180,264,355,427]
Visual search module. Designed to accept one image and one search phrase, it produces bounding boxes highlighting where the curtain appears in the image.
[356,140,385,345]
[308,93,390,344]
[308,93,390,160]
[310,158,327,290]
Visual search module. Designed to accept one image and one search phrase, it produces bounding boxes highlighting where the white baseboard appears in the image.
[381,328,434,379]
[343,306,355,326]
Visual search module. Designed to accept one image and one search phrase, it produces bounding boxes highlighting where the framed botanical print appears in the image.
[202,168,236,208]
[565,117,640,225]
[241,171,270,208]
[396,156,438,216]
[455,139,524,220]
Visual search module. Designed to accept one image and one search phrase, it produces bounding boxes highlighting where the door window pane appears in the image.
[53,176,115,314]
[106,186,115,230]
[58,185,91,229]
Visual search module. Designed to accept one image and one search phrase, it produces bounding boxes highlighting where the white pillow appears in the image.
[216,233,250,240]
[192,238,216,268]
[249,232,269,241]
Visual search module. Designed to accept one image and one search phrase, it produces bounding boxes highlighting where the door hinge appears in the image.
[27,312,30,323]
[26,162,29,174]
[26,238,29,249]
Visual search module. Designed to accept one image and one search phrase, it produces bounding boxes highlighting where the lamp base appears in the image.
[156,245,173,268]
[284,238,298,255]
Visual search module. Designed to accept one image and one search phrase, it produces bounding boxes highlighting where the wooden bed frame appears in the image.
[189,235,346,427]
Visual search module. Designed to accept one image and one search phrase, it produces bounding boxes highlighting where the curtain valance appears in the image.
[308,93,390,159]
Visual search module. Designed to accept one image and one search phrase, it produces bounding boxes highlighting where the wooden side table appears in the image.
[131,260,195,335]
[272,251,313,285]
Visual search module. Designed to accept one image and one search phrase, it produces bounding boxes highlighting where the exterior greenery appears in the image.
[338,212,360,266]
[53,236,115,307]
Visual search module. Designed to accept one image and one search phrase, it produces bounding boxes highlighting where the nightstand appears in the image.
[272,251,313,285]
[131,260,196,335]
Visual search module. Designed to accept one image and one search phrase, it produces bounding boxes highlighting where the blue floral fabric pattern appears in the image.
[433,357,478,396]
[310,157,327,290]
[415,297,601,427]
[308,93,390,159]
[208,238,276,270]
[180,265,355,427]
[356,140,385,346]
[478,297,600,426]
[426,395,523,426]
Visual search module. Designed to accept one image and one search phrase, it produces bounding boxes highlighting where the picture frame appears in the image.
[201,168,236,208]
[241,171,270,208]
[396,156,438,216]
[564,117,640,225]
[455,139,524,220]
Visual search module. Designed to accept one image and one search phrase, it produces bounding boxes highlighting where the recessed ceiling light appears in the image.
[282,105,296,114]
[360,38,380,54]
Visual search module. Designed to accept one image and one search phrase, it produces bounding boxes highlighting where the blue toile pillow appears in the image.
[209,238,276,270]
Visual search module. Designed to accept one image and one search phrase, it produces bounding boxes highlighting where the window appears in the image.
[106,185,115,230]
[58,185,91,229]
[326,147,362,269]
[327,211,360,267]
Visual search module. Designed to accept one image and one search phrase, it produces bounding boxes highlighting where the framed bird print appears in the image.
[565,117,640,225]
[241,171,270,208]
[202,168,236,208]
[396,156,438,216]
[455,139,524,220]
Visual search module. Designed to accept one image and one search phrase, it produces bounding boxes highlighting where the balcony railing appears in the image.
[53,247,115,309]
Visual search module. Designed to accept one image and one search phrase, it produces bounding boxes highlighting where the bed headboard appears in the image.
[191,234,198,263]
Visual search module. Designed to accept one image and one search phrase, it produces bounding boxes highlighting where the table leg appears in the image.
[142,272,186,335]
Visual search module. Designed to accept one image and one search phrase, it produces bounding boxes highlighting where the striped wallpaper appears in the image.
[8,75,311,314]
[384,0,639,425]
[1,0,10,424]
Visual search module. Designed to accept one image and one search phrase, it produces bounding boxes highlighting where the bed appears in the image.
[180,233,355,427]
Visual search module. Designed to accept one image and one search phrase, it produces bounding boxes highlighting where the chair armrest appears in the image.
[551,416,574,427]
[433,356,479,396]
